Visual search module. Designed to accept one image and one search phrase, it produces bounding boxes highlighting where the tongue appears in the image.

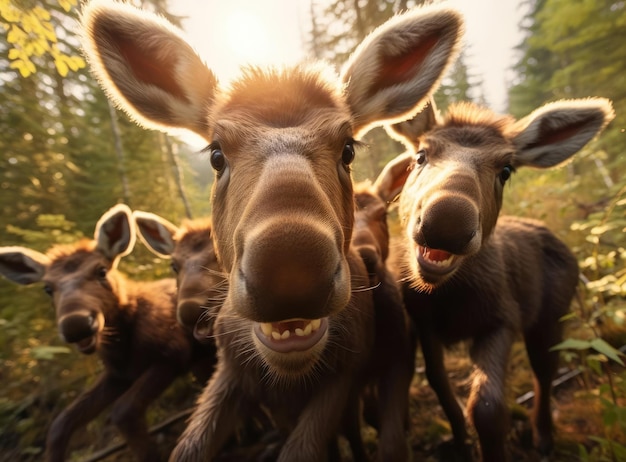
[428,248,451,262]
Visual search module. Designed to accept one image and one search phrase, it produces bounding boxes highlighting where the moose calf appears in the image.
[384,98,614,461]
[80,1,464,460]
[133,213,223,338]
[0,204,214,462]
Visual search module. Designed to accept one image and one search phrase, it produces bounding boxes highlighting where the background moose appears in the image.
[0,204,214,461]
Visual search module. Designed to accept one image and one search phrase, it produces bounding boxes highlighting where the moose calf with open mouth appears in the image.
[384,98,614,461]
[79,1,464,460]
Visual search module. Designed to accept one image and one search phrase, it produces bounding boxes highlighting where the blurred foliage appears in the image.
[0,0,85,77]
[506,0,626,458]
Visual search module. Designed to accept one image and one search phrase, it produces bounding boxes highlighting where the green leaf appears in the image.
[589,338,625,366]
[30,345,71,360]
[550,338,592,351]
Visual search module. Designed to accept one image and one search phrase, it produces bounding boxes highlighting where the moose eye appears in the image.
[170,261,180,274]
[342,140,355,165]
[97,266,107,279]
[209,144,226,172]
[415,149,427,165]
[43,284,53,296]
[499,165,514,184]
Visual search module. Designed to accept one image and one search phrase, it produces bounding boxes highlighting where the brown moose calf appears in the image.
[132,213,224,339]
[0,204,213,462]
[80,1,464,460]
[383,99,614,461]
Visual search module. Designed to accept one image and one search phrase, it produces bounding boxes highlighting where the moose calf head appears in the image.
[385,98,614,291]
[0,204,135,354]
[133,212,223,335]
[81,0,463,377]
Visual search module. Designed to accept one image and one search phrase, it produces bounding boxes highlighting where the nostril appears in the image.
[177,301,203,330]
[59,312,99,343]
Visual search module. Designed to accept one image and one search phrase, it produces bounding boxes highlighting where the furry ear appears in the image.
[81,0,218,138]
[385,99,440,149]
[341,5,462,136]
[133,210,178,258]
[373,152,415,203]
[0,246,50,285]
[94,203,135,263]
[511,98,615,168]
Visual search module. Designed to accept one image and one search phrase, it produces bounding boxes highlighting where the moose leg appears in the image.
[523,319,563,455]
[278,374,354,462]
[170,362,246,462]
[373,270,413,462]
[419,326,472,461]
[109,364,181,461]
[341,390,368,462]
[46,372,130,462]
[467,328,515,462]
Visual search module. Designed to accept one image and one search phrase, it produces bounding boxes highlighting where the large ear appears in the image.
[341,5,463,136]
[0,246,49,285]
[80,0,218,138]
[385,99,440,149]
[133,210,178,258]
[511,98,615,168]
[95,203,135,263]
[373,152,415,203]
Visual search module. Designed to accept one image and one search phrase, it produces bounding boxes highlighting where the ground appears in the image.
[36,338,623,462]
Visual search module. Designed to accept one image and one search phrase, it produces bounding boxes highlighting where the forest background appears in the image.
[0,0,624,460]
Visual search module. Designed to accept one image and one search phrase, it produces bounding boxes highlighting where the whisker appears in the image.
[351,281,381,292]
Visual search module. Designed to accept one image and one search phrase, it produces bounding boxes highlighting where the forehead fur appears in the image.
[46,239,96,261]
[212,63,347,128]
[175,218,212,242]
[433,102,516,147]
[46,239,99,273]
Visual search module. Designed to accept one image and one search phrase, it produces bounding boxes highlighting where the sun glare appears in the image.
[224,11,272,65]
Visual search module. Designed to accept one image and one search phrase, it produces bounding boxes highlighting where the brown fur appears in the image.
[0,205,214,462]
[171,219,224,340]
[352,182,417,442]
[81,3,465,460]
[384,99,614,461]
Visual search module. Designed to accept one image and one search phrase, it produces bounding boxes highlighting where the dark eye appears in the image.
[170,261,179,274]
[342,140,355,165]
[499,165,514,184]
[97,266,107,279]
[43,284,53,296]
[209,144,226,172]
[416,149,426,165]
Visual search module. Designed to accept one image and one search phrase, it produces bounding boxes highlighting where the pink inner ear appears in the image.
[532,119,593,148]
[116,37,188,101]
[368,34,439,96]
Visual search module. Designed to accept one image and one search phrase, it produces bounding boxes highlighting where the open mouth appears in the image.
[75,335,97,354]
[254,318,328,353]
[416,245,461,277]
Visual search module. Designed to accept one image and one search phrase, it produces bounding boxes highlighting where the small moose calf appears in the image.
[384,98,614,461]
[132,213,224,339]
[0,204,214,462]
